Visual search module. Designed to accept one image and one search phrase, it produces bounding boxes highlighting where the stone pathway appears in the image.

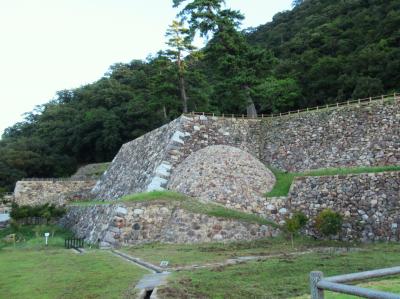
[111,250,164,273]
[110,250,171,299]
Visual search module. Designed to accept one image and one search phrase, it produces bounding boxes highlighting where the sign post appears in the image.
[44,232,50,246]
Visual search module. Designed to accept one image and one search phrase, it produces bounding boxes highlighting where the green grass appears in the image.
[0,224,74,249]
[0,249,147,299]
[158,243,400,299]
[122,236,353,267]
[71,191,278,227]
[0,224,148,298]
[267,165,400,197]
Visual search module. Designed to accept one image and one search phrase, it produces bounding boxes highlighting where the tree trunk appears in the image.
[179,74,188,113]
[163,105,168,121]
[244,85,257,117]
[177,53,188,113]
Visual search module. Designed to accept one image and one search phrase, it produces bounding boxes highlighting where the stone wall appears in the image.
[287,171,400,241]
[91,118,182,199]
[168,145,275,211]
[261,101,400,172]
[91,101,399,201]
[93,115,263,200]
[14,180,96,206]
[61,201,279,247]
[71,162,110,180]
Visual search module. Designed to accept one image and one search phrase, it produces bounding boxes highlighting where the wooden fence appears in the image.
[65,237,85,249]
[20,178,92,182]
[187,92,399,119]
[310,267,400,298]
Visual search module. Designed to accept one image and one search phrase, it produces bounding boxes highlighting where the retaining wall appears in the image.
[91,101,399,201]
[286,171,400,241]
[14,180,96,206]
[261,101,400,172]
[60,201,278,247]
[92,115,262,200]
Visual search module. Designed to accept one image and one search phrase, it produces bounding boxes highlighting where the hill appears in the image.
[248,0,400,106]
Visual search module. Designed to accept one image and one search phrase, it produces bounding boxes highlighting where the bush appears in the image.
[284,211,308,247]
[315,209,343,237]
[10,203,66,222]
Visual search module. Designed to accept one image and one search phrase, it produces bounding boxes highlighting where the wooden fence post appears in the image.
[310,271,324,299]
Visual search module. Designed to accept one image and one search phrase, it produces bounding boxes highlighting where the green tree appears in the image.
[165,20,196,113]
[253,77,301,113]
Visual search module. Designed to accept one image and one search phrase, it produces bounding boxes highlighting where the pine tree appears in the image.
[165,20,196,113]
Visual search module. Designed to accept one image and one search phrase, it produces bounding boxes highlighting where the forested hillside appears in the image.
[1,0,399,191]
[248,0,400,106]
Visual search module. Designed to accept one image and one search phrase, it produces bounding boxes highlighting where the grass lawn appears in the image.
[122,237,354,268]
[155,242,400,299]
[71,191,278,227]
[0,225,148,299]
[267,165,400,197]
[0,249,148,299]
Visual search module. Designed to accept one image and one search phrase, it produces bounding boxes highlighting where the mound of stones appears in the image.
[168,145,275,210]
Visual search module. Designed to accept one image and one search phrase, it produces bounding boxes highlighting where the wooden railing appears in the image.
[187,92,399,119]
[65,237,85,249]
[20,178,93,182]
[310,267,400,298]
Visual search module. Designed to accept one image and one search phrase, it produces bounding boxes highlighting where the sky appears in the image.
[0,0,292,137]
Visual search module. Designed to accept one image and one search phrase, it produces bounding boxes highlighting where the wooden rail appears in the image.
[20,178,93,182]
[65,237,85,249]
[310,267,400,298]
[187,92,399,119]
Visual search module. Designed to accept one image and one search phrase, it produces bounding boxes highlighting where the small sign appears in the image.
[44,232,50,246]
[160,261,169,268]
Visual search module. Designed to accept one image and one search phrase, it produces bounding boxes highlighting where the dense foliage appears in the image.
[315,209,343,237]
[10,203,66,221]
[1,0,399,191]
[248,0,400,106]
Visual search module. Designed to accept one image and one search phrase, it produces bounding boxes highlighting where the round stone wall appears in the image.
[167,145,275,210]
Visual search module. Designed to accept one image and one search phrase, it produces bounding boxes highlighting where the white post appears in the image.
[44,232,50,246]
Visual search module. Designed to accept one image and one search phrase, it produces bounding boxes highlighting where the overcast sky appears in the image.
[0,0,292,137]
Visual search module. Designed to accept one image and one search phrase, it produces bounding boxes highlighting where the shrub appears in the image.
[10,203,66,222]
[315,209,343,237]
[284,211,308,247]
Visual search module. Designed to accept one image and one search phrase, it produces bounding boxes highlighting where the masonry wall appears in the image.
[91,118,181,199]
[14,180,96,206]
[61,201,279,247]
[91,101,399,201]
[261,101,400,172]
[92,115,263,200]
[287,171,400,241]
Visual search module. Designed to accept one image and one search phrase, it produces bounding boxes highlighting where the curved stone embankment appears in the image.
[168,145,275,211]
[60,201,279,248]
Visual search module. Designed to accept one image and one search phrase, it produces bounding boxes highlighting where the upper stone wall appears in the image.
[91,100,399,201]
[261,101,400,172]
[92,115,262,200]
[91,118,181,199]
